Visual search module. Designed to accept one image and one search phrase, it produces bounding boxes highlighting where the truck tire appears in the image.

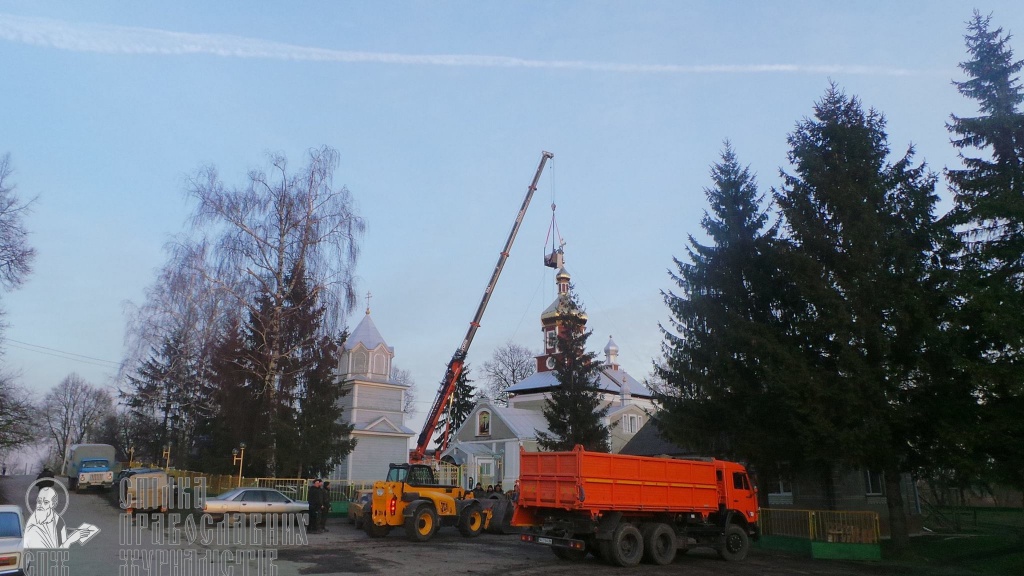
[641,523,677,565]
[405,505,438,542]
[604,523,643,567]
[69,478,78,491]
[458,503,485,537]
[717,524,749,561]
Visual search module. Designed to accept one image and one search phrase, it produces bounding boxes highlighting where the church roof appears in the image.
[489,404,551,438]
[505,366,654,398]
[346,312,392,352]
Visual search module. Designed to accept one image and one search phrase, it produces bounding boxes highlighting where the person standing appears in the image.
[320,481,331,532]
[307,479,323,533]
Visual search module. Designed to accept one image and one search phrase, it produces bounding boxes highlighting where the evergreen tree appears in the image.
[945,11,1024,494]
[121,328,213,467]
[434,366,475,451]
[656,143,794,477]
[207,265,354,477]
[774,85,945,554]
[536,286,610,452]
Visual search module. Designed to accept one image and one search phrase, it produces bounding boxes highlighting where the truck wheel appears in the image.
[405,505,438,542]
[641,523,677,565]
[458,503,485,537]
[365,520,390,538]
[552,546,587,561]
[606,524,643,567]
[717,524,749,561]
[69,478,78,491]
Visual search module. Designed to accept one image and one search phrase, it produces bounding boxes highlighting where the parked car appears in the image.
[347,490,372,529]
[202,488,308,524]
[0,505,24,576]
[121,469,173,513]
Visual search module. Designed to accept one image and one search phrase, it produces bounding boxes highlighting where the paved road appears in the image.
[1,474,969,576]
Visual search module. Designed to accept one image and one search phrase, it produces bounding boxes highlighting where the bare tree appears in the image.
[185,146,365,473]
[42,374,115,467]
[0,153,36,294]
[392,365,417,415]
[0,372,35,451]
[482,342,536,406]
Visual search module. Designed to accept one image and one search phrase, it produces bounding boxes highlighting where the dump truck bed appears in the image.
[516,446,723,514]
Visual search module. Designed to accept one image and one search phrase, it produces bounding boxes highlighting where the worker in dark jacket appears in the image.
[36,467,55,489]
[307,479,323,533]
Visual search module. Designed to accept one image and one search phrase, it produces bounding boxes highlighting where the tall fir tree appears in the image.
[122,327,213,467]
[656,143,794,481]
[207,264,354,477]
[945,11,1024,495]
[774,85,945,553]
[434,366,475,451]
[536,285,610,452]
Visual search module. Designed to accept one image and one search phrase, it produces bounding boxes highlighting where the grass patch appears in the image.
[883,533,1024,575]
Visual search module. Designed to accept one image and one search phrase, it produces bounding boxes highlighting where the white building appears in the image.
[332,307,415,483]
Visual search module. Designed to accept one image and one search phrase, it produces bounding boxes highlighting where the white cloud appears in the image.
[0,13,926,76]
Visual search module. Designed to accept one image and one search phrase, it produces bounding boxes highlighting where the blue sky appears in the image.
[1,1,1021,435]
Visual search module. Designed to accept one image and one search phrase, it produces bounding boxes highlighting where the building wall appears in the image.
[334,433,409,483]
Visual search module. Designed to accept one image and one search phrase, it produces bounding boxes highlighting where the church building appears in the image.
[441,248,657,489]
[332,304,415,482]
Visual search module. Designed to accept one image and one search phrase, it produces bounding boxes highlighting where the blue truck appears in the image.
[65,444,116,491]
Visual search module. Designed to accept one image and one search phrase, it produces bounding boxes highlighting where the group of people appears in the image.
[470,481,503,498]
[306,478,332,533]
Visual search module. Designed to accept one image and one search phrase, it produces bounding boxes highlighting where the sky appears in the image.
[1,1,1022,441]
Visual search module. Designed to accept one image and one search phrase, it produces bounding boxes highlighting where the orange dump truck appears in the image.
[511,446,759,566]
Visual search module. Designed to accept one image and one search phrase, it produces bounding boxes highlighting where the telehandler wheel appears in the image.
[405,505,439,542]
[364,520,390,538]
[717,524,750,561]
[605,524,643,567]
[458,503,485,537]
[641,523,677,565]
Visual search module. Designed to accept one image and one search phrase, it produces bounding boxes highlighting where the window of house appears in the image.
[865,470,884,495]
[621,414,640,434]
[477,411,491,436]
[478,459,493,485]
[768,476,793,495]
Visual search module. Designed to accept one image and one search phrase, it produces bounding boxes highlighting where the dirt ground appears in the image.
[274,519,967,576]
[0,475,979,576]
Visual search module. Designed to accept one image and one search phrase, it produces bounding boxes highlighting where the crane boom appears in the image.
[413,151,553,462]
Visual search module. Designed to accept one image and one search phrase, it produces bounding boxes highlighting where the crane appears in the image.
[412,151,554,462]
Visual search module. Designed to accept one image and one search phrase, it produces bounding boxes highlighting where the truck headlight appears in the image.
[79,474,86,481]
[106,472,113,481]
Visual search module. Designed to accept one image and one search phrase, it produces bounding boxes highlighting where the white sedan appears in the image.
[0,505,24,576]
[202,488,308,523]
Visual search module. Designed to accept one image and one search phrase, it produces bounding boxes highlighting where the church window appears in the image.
[545,330,557,351]
[352,350,367,373]
[621,414,640,434]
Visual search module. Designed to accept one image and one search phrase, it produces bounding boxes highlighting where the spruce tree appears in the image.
[656,143,794,476]
[774,85,944,553]
[536,286,610,452]
[945,11,1024,494]
[434,366,476,451]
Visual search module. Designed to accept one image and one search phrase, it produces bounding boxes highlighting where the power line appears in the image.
[4,338,121,368]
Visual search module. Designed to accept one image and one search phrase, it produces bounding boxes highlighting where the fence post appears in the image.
[809,511,816,541]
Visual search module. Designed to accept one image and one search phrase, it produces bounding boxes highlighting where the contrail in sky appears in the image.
[0,13,925,76]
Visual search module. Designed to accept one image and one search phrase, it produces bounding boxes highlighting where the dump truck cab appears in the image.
[368,463,490,542]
